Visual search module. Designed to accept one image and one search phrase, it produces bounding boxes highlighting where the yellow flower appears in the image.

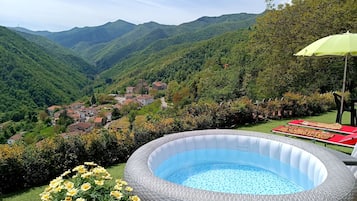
[94,180,104,186]
[66,188,78,197]
[53,185,63,193]
[92,166,109,177]
[44,186,52,192]
[81,183,91,191]
[110,191,123,199]
[116,179,128,186]
[40,192,51,201]
[114,184,123,190]
[81,171,93,179]
[125,186,133,192]
[73,165,87,174]
[130,195,141,201]
[41,163,139,201]
[61,170,71,177]
[64,196,72,201]
[64,181,74,190]
[49,177,63,188]
[84,162,97,166]
[104,175,112,180]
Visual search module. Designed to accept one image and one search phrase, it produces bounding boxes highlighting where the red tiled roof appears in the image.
[94,117,103,123]
[9,133,23,141]
[48,105,62,111]
[137,95,153,100]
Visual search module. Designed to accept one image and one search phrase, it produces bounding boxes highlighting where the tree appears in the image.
[38,111,49,122]
[128,110,137,131]
[56,110,74,133]
[165,81,180,102]
[11,111,25,122]
[111,108,121,120]
[26,111,38,123]
[248,0,357,98]
[265,0,275,10]
[90,94,97,105]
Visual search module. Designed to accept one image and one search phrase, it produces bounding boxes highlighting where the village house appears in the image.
[94,117,106,128]
[81,108,97,116]
[125,93,134,100]
[114,96,126,104]
[47,105,62,116]
[137,95,154,106]
[78,107,97,122]
[123,99,139,106]
[103,112,112,122]
[67,122,93,133]
[152,81,167,90]
[126,86,135,94]
[69,102,85,110]
[7,133,23,144]
[66,109,80,122]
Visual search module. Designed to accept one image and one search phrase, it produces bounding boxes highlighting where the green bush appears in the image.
[0,131,134,194]
[0,157,25,194]
[132,92,335,147]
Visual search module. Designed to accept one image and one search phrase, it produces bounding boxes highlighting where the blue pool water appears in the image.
[154,149,314,195]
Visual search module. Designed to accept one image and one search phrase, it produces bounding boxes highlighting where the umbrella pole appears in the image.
[339,56,348,122]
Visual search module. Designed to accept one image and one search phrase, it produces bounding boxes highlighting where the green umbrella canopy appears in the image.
[295,31,357,121]
[295,31,357,56]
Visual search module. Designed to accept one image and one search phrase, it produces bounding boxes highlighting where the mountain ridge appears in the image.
[12,13,258,71]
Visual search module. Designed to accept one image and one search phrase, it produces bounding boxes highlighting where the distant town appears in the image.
[7,80,167,145]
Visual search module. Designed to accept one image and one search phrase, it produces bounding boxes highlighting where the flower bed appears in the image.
[40,162,140,201]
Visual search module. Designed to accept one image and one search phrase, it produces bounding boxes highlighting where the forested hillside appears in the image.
[0,27,92,121]
[93,13,258,71]
[15,31,97,76]
[99,0,356,102]
[27,13,258,71]
[44,20,136,49]
[99,30,250,103]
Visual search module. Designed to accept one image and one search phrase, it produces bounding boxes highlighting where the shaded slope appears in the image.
[15,31,97,76]
[0,27,91,114]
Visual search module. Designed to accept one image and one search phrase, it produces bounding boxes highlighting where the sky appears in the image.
[0,0,290,32]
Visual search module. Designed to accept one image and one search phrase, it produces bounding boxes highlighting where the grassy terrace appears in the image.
[2,111,354,200]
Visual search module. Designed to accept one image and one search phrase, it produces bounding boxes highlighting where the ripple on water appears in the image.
[166,163,304,195]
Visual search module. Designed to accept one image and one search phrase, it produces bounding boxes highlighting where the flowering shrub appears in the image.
[40,162,140,201]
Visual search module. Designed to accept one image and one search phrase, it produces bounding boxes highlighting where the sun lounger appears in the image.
[288,119,357,135]
[272,125,356,148]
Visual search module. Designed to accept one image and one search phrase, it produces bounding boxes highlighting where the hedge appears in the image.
[0,130,133,194]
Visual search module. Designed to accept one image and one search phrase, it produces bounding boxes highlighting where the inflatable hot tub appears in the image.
[124,129,357,201]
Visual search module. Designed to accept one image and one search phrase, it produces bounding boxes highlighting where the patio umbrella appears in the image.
[294,31,357,120]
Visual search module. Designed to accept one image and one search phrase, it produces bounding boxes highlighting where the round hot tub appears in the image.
[124,130,357,201]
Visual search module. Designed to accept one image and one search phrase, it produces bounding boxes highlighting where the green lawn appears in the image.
[2,110,354,200]
[23,125,55,144]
